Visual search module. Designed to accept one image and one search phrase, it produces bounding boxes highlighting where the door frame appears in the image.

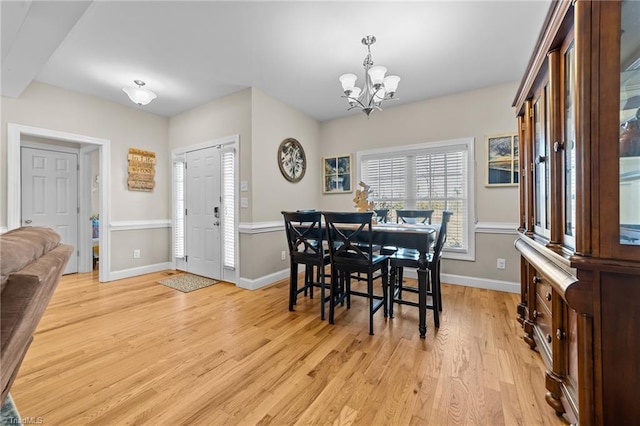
[171,134,239,284]
[7,123,111,282]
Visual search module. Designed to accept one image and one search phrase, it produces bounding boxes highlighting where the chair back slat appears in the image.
[373,209,389,223]
[323,212,374,267]
[281,211,323,260]
[432,210,454,259]
[396,209,434,224]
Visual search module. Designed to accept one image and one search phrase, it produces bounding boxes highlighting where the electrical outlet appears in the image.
[497,258,506,270]
[281,250,287,261]
[133,249,141,259]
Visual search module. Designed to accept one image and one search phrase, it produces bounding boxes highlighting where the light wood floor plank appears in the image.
[10,271,569,425]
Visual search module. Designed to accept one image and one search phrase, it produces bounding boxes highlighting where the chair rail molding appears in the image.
[475,222,519,234]
[110,220,172,231]
[238,221,284,234]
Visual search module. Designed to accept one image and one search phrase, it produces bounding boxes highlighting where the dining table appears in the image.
[293,216,439,337]
[311,220,438,338]
[359,222,438,338]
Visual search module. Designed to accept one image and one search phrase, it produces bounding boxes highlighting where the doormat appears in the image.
[0,394,22,426]
[158,273,219,293]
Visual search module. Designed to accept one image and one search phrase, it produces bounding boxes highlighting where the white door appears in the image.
[186,147,222,279]
[21,147,79,274]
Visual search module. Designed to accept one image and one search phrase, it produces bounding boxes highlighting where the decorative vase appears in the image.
[620,119,640,157]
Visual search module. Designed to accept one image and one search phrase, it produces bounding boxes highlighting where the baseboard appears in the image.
[238,266,307,290]
[237,266,518,294]
[108,262,173,281]
[401,268,519,293]
[238,268,289,290]
[442,273,519,293]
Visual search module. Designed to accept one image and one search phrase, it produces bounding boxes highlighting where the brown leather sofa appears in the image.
[0,227,73,405]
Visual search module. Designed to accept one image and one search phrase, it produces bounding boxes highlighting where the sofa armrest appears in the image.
[0,243,73,403]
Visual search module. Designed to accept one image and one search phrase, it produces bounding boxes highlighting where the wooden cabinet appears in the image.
[513,1,640,424]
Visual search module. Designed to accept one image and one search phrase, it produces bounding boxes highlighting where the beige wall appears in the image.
[1,81,171,272]
[111,228,171,271]
[1,81,170,222]
[247,89,321,279]
[319,82,520,283]
[168,88,320,280]
[251,88,321,221]
[1,79,522,285]
[169,88,253,223]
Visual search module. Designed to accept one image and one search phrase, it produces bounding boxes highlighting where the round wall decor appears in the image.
[277,138,306,183]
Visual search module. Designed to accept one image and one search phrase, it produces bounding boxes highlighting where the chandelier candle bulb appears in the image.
[339,35,400,116]
[368,65,387,86]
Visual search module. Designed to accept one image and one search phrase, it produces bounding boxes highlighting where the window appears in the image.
[357,138,475,260]
[173,158,185,259]
[222,149,235,269]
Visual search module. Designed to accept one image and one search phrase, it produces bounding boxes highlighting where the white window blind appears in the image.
[360,139,472,254]
[173,160,185,259]
[222,149,235,269]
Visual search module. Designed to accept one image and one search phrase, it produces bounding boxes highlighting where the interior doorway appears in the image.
[21,146,79,274]
[7,123,111,282]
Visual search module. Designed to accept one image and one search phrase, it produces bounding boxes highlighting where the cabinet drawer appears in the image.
[534,297,553,358]
[534,274,553,314]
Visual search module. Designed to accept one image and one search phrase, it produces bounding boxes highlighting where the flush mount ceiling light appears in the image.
[339,35,400,117]
[122,80,157,106]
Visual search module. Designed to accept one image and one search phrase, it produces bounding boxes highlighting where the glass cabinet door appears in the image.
[534,84,551,238]
[563,40,577,249]
[620,0,640,246]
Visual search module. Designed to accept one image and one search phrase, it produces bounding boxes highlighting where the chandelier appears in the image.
[339,35,400,117]
[123,80,157,106]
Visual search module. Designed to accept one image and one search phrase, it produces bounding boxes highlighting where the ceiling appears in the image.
[1,1,552,122]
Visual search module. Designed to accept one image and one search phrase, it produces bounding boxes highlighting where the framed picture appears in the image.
[323,154,352,193]
[486,134,519,186]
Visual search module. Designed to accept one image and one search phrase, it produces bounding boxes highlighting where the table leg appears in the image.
[417,250,428,338]
[289,263,298,311]
[389,263,396,318]
[417,268,427,338]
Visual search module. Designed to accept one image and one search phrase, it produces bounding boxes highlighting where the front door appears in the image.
[21,147,79,274]
[186,147,222,279]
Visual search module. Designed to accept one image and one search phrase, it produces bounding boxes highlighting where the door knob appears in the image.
[213,221,220,226]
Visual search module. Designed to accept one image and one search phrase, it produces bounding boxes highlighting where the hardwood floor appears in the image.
[11,271,568,425]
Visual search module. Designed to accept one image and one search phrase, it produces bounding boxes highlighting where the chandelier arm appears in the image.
[342,95,367,109]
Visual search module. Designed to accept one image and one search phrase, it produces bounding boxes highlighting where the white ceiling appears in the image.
[1,0,551,122]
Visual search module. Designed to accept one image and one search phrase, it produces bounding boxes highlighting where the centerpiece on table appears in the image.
[353,181,375,216]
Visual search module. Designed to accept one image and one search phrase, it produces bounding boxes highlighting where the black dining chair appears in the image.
[373,209,389,224]
[386,211,453,328]
[281,211,331,320]
[396,209,434,225]
[323,211,389,335]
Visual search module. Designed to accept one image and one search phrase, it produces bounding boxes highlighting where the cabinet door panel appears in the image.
[533,85,551,239]
[619,0,640,247]
[562,38,577,249]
